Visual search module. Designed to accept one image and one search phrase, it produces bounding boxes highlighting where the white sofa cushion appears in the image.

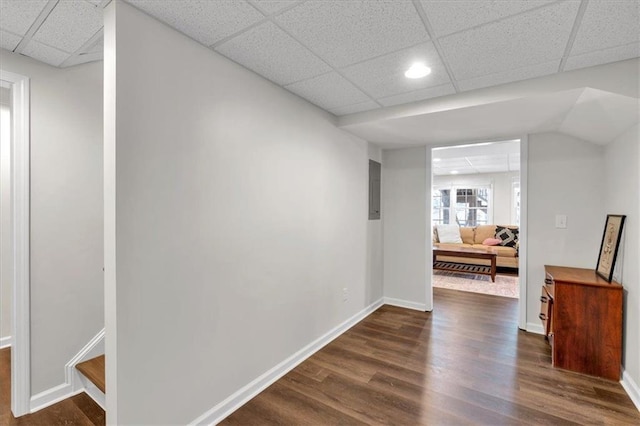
[436,224,462,244]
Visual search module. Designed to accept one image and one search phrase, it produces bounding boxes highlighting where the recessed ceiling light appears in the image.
[450,170,459,174]
[433,158,441,162]
[404,63,431,79]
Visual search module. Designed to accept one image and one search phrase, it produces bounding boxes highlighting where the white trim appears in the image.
[104,2,118,422]
[384,297,428,312]
[518,135,528,330]
[525,322,544,335]
[0,69,31,417]
[66,328,105,392]
[28,328,105,414]
[190,298,384,425]
[79,374,106,410]
[621,368,640,412]
[30,384,82,413]
[0,336,12,349]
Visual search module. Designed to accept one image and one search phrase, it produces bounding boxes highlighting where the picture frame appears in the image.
[596,214,626,282]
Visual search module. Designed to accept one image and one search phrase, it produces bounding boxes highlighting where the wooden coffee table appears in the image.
[433,246,497,282]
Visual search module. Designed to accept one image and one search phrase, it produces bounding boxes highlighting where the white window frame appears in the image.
[432,183,493,227]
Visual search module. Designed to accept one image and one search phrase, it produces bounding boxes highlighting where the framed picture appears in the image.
[596,214,626,282]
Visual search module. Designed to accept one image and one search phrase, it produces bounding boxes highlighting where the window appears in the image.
[433,185,492,227]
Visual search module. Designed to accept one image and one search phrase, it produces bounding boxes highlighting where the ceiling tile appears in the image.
[439,1,579,80]
[127,0,264,46]
[275,0,429,68]
[32,0,102,53]
[341,42,451,99]
[378,83,455,107]
[248,0,301,15]
[457,60,560,92]
[329,100,380,116]
[0,0,48,36]
[85,33,103,54]
[565,42,640,72]
[571,0,640,55]
[22,40,70,67]
[0,30,22,52]
[421,0,555,37]
[62,51,103,67]
[216,22,331,86]
[284,72,371,110]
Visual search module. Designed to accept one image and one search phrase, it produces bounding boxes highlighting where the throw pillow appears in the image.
[495,226,518,248]
[482,238,502,246]
[436,224,462,244]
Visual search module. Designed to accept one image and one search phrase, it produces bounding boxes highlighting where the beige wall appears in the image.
[0,50,103,394]
[605,124,640,393]
[105,2,375,423]
[526,132,605,331]
[382,146,429,309]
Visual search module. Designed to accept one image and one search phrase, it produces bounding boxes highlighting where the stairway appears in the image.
[75,355,105,407]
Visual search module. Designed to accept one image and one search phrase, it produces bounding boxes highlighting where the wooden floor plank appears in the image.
[221,288,640,425]
[0,348,105,425]
[75,355,105,393]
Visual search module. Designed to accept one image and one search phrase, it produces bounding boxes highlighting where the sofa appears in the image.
[433,224,519,269]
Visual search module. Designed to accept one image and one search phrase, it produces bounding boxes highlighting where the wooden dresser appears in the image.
[540,265,623,381]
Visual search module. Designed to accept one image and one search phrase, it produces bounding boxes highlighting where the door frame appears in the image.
[1,69,31,417]
[427,136,528,330]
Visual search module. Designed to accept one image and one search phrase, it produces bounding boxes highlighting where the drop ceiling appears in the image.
[432,140,520,176]
[0,0,638,117]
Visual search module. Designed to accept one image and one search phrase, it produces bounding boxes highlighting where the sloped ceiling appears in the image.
[0,0,638,117]
[340,87,639,148]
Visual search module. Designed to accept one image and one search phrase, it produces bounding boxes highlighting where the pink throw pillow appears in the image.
[483,238,502,246]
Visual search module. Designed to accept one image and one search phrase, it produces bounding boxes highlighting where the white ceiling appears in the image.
[433,140,520,176]
[340,87,640,148]
[0,0,638,117]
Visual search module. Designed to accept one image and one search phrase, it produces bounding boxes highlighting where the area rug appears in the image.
[432,270,519,298]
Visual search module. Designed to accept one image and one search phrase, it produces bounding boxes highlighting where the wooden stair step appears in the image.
[76,355,105,393]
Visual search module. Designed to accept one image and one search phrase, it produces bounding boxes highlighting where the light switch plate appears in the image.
[555,214,567,229]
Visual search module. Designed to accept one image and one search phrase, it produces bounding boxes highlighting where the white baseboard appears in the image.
[190,298,384,425]
[0,335,12,349]
[525,322,544,335]
[29,328,105,414]
[621,368,640,412]
[30,383,82,413]
[383,297,427,311]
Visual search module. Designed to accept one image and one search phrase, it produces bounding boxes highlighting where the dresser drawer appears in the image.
[539,285,553,338]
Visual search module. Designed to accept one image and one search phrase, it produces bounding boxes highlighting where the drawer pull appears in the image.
[540,296,547,303]
[544,278,553,285]
[539,313,547,321]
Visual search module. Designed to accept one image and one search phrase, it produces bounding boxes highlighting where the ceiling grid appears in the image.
[0,0,637,116]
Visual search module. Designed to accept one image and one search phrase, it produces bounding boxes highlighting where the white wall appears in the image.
[382,147,429,310]
[604,124,640,395]
[526,132,605,331]
[105,2,373,423]
[0,87,11,345]
[367,143,384,304]
[0,50,104,394]
[433,171,519,226]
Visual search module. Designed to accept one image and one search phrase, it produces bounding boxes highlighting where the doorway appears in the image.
[428,138,528,328]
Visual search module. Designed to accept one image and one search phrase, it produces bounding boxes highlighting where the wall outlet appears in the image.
[342,287,348,302]
[555,214,567,229]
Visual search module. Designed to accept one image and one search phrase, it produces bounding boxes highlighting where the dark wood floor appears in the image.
[0,348,105,425]
[223,288,640,425]
[2,288,638,424]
